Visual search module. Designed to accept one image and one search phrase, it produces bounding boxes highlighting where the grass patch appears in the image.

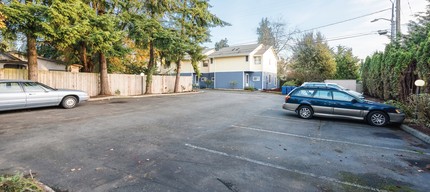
[0,173,44,192]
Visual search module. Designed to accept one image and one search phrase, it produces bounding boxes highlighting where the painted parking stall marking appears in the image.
[255,114,369,129]
[231,125,430,156]
[185,143,386,192]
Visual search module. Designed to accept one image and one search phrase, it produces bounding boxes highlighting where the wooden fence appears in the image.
[0,69,192,96]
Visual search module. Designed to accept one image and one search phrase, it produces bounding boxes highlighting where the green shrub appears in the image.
[0,173,43,192]
[204,80,213,89]
[385,100,413,118]
[407,94,430,128]
[283,80,297,86]
[244,86,256,91]
[114,89,121,95]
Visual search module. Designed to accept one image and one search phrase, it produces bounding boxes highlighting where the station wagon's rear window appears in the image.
[291,89,315,97]
[313,90,332,99]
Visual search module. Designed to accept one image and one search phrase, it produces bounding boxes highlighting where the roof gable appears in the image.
[254,45,272,56]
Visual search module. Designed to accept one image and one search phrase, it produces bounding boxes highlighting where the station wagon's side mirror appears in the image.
[351,99,358,103]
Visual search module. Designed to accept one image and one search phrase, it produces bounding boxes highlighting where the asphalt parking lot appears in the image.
[0,90,429,192]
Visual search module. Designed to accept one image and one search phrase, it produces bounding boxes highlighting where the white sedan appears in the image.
[0,80,89,112]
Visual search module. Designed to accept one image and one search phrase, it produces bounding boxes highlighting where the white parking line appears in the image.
[255,115,366,128]
[231,125,430,156]
[185,143,386,192]
[255,115,320,125]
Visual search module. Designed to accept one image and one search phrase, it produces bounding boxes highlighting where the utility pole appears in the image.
[390,1,395,42]
[396,0,401,40]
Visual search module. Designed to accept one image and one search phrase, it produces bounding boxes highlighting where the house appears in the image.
[0,52,66,71]
[161,44,278,90]
[0,52,27,69]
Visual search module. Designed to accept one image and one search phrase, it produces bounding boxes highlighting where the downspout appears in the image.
[243,71,245,89]
[212,57,216,89]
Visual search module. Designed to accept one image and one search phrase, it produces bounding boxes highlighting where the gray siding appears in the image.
[262,72,277,89]
[247,72,263,90]
[197,73,215,88]
[214,72,244,89]
[184,71,277,90]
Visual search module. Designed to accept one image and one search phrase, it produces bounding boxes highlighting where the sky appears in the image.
[203,0,428,59]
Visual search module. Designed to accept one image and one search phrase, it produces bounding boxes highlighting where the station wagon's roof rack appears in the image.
[300,85,340,90]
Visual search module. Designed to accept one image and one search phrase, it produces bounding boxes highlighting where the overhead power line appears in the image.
[226,30,389,47]
[327,32,377,42]
[226,8,393,45]
[298,8,391,33]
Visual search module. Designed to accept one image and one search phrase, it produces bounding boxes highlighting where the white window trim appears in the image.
[252,76,260,81]
[245,74,250,86]
[254,56,261,65]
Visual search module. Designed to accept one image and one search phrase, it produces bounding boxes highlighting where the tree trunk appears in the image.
[80,41,88,72]
[89,60,94,72]
[174,60,181,93]
[99,52,112,95]
[27,33,38,81]
[145,41,155,94]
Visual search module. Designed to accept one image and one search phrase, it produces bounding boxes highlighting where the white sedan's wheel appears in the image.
[62,96,77,109]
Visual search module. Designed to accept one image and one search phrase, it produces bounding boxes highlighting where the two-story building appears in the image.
[161,44,278,90]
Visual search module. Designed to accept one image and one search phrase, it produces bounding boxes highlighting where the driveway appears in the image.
[0,90,429,191]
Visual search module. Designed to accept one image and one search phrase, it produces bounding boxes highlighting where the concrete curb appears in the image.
[88,91,201,102]
[401,124,430,144]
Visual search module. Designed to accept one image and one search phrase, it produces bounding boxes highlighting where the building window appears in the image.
[203,60,209,67]
[210,58,213,64]
[254,56,261,64]
[252,76,260,81]
[269,75,272,84]
[211,77,215,81]
[275,77,277,86]
[245,56,249,62]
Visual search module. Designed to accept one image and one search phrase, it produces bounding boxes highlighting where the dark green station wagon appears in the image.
[282,86,405,126]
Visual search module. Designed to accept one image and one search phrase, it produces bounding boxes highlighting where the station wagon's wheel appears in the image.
[367,111,389,126]
[298,105,313,119]
[61,96,78,109]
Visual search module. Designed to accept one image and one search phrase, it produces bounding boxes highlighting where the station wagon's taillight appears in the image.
[285,96,290,103]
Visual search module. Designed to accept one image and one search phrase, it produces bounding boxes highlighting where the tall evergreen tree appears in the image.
[128,0,173,94]
[257,18,275,47]
[0,12,5,29]
[290,32,336,83]
[0,1,49,80]
[334,45,359,79]
[215,38,229,51]
[0,0,93,81]
[170,0,228,93]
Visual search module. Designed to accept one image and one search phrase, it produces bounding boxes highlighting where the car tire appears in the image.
[367,111,389,126]
[298,105,313,119]
[61,96,78,109]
